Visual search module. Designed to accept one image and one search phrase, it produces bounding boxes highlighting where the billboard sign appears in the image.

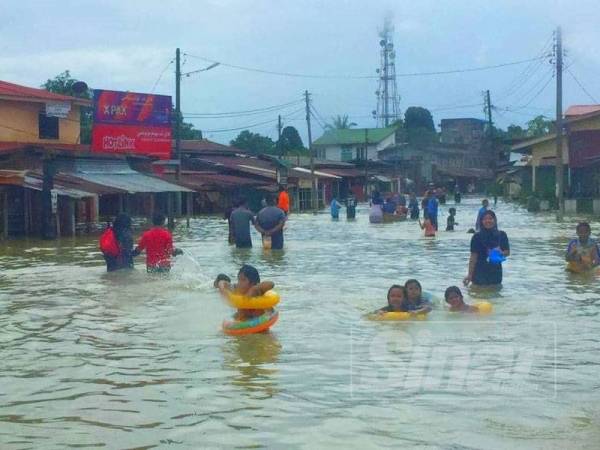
[91,89,172,158]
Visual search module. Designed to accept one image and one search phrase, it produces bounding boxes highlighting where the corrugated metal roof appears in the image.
[0,169,96,198]
[64,159,192,193]
[313,127,396,146]
[291,167,341,179]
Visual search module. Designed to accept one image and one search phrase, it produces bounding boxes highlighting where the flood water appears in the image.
[1,197,599,449]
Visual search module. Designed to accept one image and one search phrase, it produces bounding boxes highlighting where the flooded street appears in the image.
[1,197,599,449]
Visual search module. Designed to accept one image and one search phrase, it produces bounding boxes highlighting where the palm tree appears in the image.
[325,114,357,130]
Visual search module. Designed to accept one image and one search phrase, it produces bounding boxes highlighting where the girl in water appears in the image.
[374,284,407,314]
[402,279,432,314]
[463,210,510,287]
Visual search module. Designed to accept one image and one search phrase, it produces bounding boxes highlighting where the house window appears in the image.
[39,113,59,139]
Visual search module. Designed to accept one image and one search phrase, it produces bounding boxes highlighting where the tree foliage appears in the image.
[230,130,275,154]
[325,114,357,130]
[277,126,304,154]
[526,115,555,137]
[404,106,436,147]
[42,70,93,144]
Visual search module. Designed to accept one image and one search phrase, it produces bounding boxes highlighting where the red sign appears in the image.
[91,124,172,159]
[91,89,172,159]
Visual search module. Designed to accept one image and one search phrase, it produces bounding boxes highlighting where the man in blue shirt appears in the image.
[475,199,489,232]
[427,192,439,230]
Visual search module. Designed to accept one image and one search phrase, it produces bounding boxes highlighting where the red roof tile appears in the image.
[178,139,242,154]
[0,80,91,105]
[564,105,600,117]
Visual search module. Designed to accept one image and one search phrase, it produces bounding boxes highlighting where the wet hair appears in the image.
[404,279,422,291]
[238,264,260,285]
[449,207,456,215]
[152,212,166,226]
[444,286,463,302]
[482,199,489,205]
[387,284,406,301]
[214,273,231,287]
[576,222,591,233]
[113,213,132,231]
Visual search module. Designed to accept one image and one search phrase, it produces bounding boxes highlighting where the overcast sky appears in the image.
[2,0,600,144]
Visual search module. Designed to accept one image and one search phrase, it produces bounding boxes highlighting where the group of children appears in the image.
[374,280,481,316]
[418,207,458,237]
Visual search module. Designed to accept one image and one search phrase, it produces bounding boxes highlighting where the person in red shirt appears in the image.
[134,212,182,273]
[277,185,290,215]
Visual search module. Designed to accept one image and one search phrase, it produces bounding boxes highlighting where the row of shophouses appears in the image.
[0,78,519,239]
[505,105,600,214]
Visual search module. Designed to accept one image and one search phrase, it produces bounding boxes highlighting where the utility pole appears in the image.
[175,48,182,180]
[485,90,493,139]
[364,129,369,198]
[555,27,564,221]
[305,90,316,211]
[277,114,283,159]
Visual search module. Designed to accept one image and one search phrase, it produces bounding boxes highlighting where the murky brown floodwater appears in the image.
[1,197,599,449]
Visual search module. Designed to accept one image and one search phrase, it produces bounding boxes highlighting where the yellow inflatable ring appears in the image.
[566,261,598,273]
[226,290,280,309]
[473,301,493,314]
[367,311,428,321]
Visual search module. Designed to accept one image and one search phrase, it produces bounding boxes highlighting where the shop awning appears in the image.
[59,159,193,194]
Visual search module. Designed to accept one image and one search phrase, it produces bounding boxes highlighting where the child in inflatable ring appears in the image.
[215,265,275,320]
[444,286,478,312]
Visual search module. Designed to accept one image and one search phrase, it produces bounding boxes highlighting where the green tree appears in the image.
[172,112,203,140]
[230,130,275,154]
[506,124,526,139]
[42,70,93,144]
[277,126,304,154]
[325,114,357,130]
[404,106,436,147]
[526,115,555,137]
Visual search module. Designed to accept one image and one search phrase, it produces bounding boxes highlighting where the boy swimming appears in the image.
[215,265,274,320]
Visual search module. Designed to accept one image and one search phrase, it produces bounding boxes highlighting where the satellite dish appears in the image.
[72,81,88,94]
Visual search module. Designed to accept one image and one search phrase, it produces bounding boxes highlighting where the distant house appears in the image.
[313,127,396,162]
[511,105,600,203]
[440,118,486,147]
[0,79,91,145]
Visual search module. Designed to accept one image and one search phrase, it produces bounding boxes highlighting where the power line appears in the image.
[567,67,599,103]
[150,59,174,93]
[183,99,303,118]
[495,35,554,102]
[429,102,484,112]
[183,53,545,79]
[505,70,555,111]
[199,106,305,133]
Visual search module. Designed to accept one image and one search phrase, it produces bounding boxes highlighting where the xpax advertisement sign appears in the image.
[91,90,172,159]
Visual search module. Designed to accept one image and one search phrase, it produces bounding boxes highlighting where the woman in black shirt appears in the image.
[463,210,510,286]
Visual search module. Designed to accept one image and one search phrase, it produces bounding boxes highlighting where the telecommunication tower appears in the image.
[373,25,401,127]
